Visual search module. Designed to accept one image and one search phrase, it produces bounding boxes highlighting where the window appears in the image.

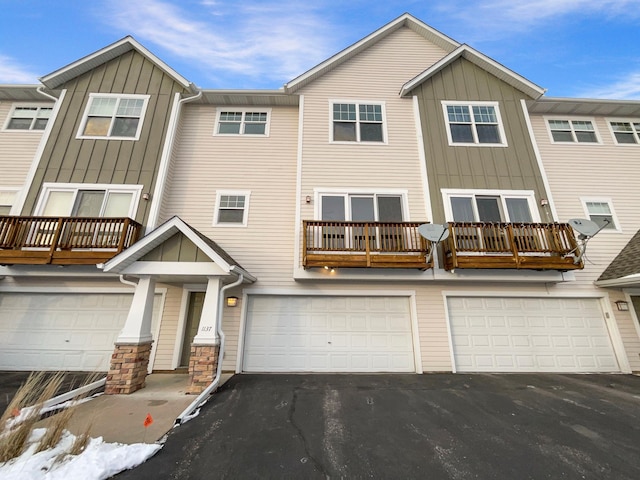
[4,105,53,131]
[0,189,18,215]
[319,192,405,221]
[582,199,619,231]
[36,184,141,218]
[443,190,539,223]
[331,102,385,142]
[215,109,270,135]
[547,119,598,143]
[609,121,640,144]
[442,102,506,146]
[77,94,149,140]
[214,191,250,226]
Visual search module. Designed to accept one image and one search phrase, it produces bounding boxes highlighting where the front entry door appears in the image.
[180,292,205,367]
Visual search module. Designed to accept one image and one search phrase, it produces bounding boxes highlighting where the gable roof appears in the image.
[595,229,640,287]
[284,13,459,93]
[39,36,196,92]
[102,216,255,281]
[400,44,546,99]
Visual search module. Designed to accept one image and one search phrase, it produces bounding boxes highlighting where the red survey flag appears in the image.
[143,413,154,427]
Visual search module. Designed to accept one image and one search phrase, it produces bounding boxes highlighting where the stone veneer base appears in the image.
[187,344,220,394]
[105,342,153,395]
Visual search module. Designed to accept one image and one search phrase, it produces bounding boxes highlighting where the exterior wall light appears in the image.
[615,300,629,311]
[226,296,239,307]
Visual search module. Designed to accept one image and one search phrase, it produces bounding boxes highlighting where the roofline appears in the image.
[200,89,286,95]
[533,96,640,107]
[39,36,195,91]
[400,44,546,99]
[284,13,459,93]
[594,274,640,288]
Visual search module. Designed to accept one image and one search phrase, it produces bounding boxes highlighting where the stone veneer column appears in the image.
[105,342,153,395]
[187,344,220,394]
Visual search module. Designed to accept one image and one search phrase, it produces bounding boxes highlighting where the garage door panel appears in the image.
[244,295,415,372]
[449,297,619,373]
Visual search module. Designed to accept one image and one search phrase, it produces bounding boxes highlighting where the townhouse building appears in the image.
[1,14,639,394]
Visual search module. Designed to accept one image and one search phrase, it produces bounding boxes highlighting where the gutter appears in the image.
[174,266,247,425]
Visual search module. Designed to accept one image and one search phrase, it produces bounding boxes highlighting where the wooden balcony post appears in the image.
[46,218,65,264]
[507,224,519,267]
[117,218,131,253]
[365,223,371,267]
[447,224,457,270]
[302,220,308,267]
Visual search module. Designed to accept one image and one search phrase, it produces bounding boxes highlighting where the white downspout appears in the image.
[174,267,245,425]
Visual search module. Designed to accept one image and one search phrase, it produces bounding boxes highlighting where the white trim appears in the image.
[34,182,142,218]
[0,187,20,213]
[213,107,271,137]
[293,95,305,275]
[606,117,640,146]
[520,100,559,222]
[148,289,167,372]
[11,89,67,216]
[580,196,622,233]
[314,188,410,221]
[412,96,433,222]
[173,285,207,370]
[118,261,228,276]
[442,291,457,373]
[2,103,54,131]
[441,188,540,222]
[328,99,388,144]
[441,101,508,147]
[543,115,602,145]
[0,286,139,294]
[213,190,252,227]
[442,290,631,374]
[623,291,640,347]
[236,289,420,373]
[76,93,150,141]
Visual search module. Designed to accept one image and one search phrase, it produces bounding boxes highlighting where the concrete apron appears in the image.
[37,373,233,445]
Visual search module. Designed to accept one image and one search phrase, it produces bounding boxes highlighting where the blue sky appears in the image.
[1,0,639,99]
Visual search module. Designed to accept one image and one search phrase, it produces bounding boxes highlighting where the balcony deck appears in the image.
[303,221,431,269]
[443,222,582,271]
[0,216,142,265]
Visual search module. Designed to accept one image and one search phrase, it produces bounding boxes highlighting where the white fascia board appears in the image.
[400,45,546,99]
[118,262,228,276]
[595,274,640,288]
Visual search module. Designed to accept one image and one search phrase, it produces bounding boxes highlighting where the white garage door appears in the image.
[243,295,415,372]
[0,293,161,372]
[448,297,620,373]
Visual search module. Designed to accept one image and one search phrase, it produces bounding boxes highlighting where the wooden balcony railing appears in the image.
[0,216,142,265]
[442,222,582,271]
[303,221,431,269]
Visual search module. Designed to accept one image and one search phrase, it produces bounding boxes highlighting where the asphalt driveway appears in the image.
[116,373,640,479]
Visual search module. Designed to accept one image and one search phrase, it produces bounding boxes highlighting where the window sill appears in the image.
[447,142,508,148]
[76,135,140,141]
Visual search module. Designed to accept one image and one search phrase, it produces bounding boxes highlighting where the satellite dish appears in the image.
[568,218,601,238]
[418,224,450,243]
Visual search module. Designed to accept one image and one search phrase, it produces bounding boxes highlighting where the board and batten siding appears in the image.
[0,101,52,187]
[411,57,550,223]
[529,113,640,370]
[21,50,188,226]
[296,27,447,229]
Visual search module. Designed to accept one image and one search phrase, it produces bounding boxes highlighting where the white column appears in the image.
[117,276,156,343]
[192,277,221,345]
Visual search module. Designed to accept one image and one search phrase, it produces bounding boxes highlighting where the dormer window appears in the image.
[77,94,149,140]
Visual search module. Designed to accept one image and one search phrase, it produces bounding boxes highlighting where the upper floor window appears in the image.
[442,189,539,223]
[318,191,405,222]
[4,105,53,131]
[215,109,270,135]
[331,102,385,143]
[77,94,149,140]
[0,189,18,215]
[442,102,506,146]
[547,119,598,143]
[214,191,251,226]
[581,198,620,231]
[609,121,640,144]
[35,183,141,218]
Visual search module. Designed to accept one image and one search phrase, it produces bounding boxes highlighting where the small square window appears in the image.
[582,199,620,231]
[548,119,598,143]
[216,110,269,135]
[331,102,385,143]
[5,105,53,131]
[214,192,250,226]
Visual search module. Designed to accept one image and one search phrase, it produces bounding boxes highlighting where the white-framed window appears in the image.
[546,118,599,143]
[442,101,507,146]
[330,101,386,143]
[0,188,19,215]
[442,189,540,223]
[77,93,149,140]
[316,189,408,222]
[581,198,620,232]
[214,109,270,136]
[35,183,142,218]
[608,120,640,145]
[214,191,251,226]
[3,105,53,131]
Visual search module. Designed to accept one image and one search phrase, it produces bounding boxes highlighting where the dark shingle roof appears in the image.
[598,229,640,282]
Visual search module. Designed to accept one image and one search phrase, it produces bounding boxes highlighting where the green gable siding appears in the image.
[141,232,211,262]
[22,50,188,226]
[413,57,551,223]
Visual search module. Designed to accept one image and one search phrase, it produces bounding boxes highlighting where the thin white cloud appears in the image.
[0,54,38,83]
[100,0,339,87]
[577,72,640,100]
